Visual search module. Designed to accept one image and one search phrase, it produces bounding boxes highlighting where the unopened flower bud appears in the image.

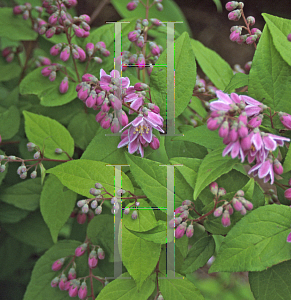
[30,170,37,179]
[225,1,239,11]
[209,182,218,195]
[213,206,223,217]
[124,207,130,215]
[95,206,102,215]
[247,16,255,26]
[221,210,231,227]
[52,258,65,271]
[156,3,163,11]
[97,248,105,260]
[228,9,241,21]
[186,224,194,238]
[131,210,138,219]
[55,148,63,154]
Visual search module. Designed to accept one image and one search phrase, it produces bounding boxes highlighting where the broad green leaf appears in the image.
[2,210,54,249]
[0,8,38,40]
[87,214,114,262]
[81,127,127,164]
[1,178,42,211]
[120,225,161,290]
[40,174,77,243]
[158,272,204,300]
[189,96,208,118]
[172,125,224,150]
[191,39,233,90]
[67,111,99,150]
[23,240,89,300]
[209,205,291,273]
[175,234,189,259]
[0,202,29,223]
[0,56,21,81]
[125,153,185,208]
[165,136,208,160]
[249,260,291,300]
[249,26,291,114]
[212,0,222,12]
[20,68,78,106]
[169,157,201,189]
[150,32,196,119]
[224,72,248,93]
[194,147,239,200]
[111,0,192,37]
[263,13,291,67]
[0,105,20,139]
[181,236,215,274]
[47,159,133,198]
[283,146,291,173]
[23,110,74,160]
[95,273,155,300]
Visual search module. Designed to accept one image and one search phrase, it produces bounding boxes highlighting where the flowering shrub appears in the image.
[1,0,291,299]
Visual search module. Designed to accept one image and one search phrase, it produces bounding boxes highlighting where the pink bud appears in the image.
[110,117,120,133]
[229,30,241,42]
[150,18,162,26]
[45,27,56,38]
[174,206,184,214]
[238,121,248,138]
[77,47,86,61]
[251,28,262,37]
[85,91,97,108]
[68,267,77,280]
[134,82,148,91]
[95,111,107,123]
[52,258,65,271]
[81,22,90,31]
[246,35,257,45]
[77,84,90,101]
[59,76,69,94]
[244,61,252,72]
[86,43,95,56]
[80,14,90,23]
[229,122,238,141]
[274,159,283,175]
[186,225,194,238]
[225,1,239,11]
[136,36,145,48]
[248,115,262,128]
[150,137,160,150]
[75,243,87,257]
[58,275,67,290]
[73,25,84,37]
[150,42,160,56]
[209,182,218,195]
[218,187,226,196]
[247,16,255,26]
[39,56,51,65]
[50,44,62,56]
[97,248,105,260]
[279,112,291,130]
[213,206,223,217]
[207,117,223,131]
[100,114,112,129]
[2,47,11,57]
[128,30,140,42]
[41,66,52,77]
[88,250,98,269]
[109,95,122,110]
[51,277,60,287]
[284,188,291,200]
[148,103,160,114]
[288,33,291,42]
[49,71,56,82]
[232,198,242,211]
[175,222,187,239]
[182,200,192,206]
[68,282,79,297]
[218,121,229,138]
[117,110,128,126]
[60,46,70,61]
[228,9,241,21]
[95,41,106,50]
[96,92,105,106]
[6,53,14,63]
[101,100,110,112]
[127,1,138,11]
[100,48,110,57]
[78,282,88,299]
[288,179,291,187]
[13,5,25,14]
[77,212,87,224]
[221,211,231,227]
[240,206,247,215]
[48,13,58,25]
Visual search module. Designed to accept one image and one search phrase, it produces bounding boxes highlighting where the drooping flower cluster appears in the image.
[207,90,290,184]
[226,1,261,45]
[51,242,105,298]
[210,182,253,227]
[75,69,163,156]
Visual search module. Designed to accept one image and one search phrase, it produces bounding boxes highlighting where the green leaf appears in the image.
[175,234,189,259]
[189,96,208,118]
[87,214,115,262]
[40,174,76,243]
[0,202,29,223]
[125,153,185,208]
[181,236,215,274]
[172,125,224,150]
[212,0,222,12]
[95,273,155,300]
[125,220,166,244]
[111,0,192,38]
[0,105,20,139]
[209,205,291,273]
[194,147,239,200]
[23,110,74,160]
[248,26,291,114]
[150,32,196,118]
[191,39,233,90]
[1,178,42,211]
[67,111,99,150]
[0,8,38,41]
[20,68,78,106]
[47,159,133,198]
[81,127,127,164]
[0,56,21,81]
[169,157,201,189]
[224,72,248,93]
[263,13,291,67]
[283,146,291,174]
[2,210,54,249]
[158,272,205,300]
[249,260,291,300]
[23,240,89,300]
[120,225,161,289]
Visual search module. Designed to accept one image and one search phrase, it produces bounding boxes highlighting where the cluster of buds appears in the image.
[211,182,253,227]
[13,2,33,20]
[49,43,86,62]
[226,2,261,45]
[168,200,194,239]
[1,46,23,63]
[85,41,110,61]
[194,74,218,96]
[207,90,290,184]
[51,242,105,298]
[123,200,140,220]
[34,56,51,67]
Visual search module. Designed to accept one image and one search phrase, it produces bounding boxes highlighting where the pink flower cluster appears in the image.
[211,182,253,227]
[226,2,261,45]
[75,69,163,156]
[51,243,105,298]
[208,91,290,184]
[169,200,194,239]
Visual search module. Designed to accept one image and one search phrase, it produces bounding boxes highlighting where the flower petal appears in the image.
[216,90,232,104]
[258,160,271,178]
